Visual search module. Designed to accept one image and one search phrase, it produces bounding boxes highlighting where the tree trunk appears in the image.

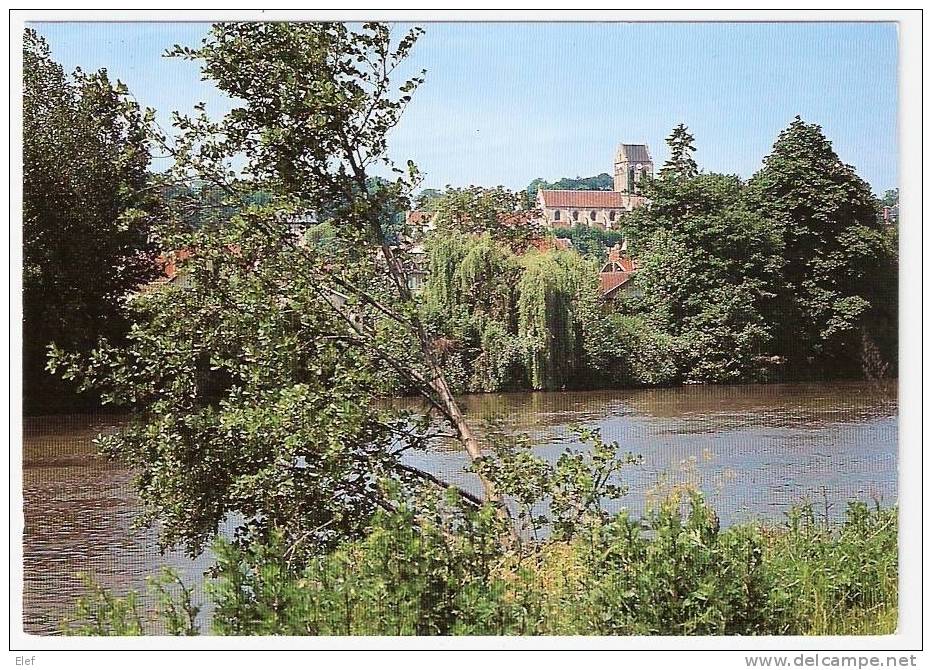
[375,231,517,541]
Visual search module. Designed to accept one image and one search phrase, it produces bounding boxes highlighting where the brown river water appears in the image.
[21,381,897,635]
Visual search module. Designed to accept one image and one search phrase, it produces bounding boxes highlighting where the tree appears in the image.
[746,116,896,376]
[419,230,525,393]
[551,223,627,260]
[51,22,519,555]
[425,186,542,252]
[51,218,416,556]
[659,123,698,180]
[517,250,593,389]
[418,231,599,393]
[23,29,156,412]
[626,165,784,383]
[880,188,898,209]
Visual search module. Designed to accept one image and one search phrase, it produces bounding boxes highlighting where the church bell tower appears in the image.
[613,143,654,193]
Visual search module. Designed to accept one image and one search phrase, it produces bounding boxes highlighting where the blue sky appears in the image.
[30,21,898,194]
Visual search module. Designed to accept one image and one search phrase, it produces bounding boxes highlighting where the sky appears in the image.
[30,21,899,194]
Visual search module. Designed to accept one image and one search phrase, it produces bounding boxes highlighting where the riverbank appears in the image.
[62,496,897,636]
[22,380,897,634]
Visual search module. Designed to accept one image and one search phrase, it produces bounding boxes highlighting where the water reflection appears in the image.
[22,415,213,636]
[396,381,897,527]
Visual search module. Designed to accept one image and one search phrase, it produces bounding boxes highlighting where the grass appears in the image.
[62,494,897,636]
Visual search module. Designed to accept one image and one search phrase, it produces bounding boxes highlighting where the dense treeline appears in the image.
[399,121,898,393]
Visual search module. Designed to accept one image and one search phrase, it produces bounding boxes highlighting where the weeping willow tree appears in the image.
[516,250,595,390]
[422,231,516,319]
[419,232,600,392]
[420,232,523,391]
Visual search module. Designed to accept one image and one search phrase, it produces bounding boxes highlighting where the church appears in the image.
[536,143,653,229]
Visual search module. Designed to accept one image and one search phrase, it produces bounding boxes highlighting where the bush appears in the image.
[64,494,897,636]
[62,568,199,636]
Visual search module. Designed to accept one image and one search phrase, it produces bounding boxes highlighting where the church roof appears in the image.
[617,144,652,163]
[538,190,628,208]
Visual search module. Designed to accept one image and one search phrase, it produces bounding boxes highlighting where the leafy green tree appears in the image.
[50,22,519,554]
[51,216,422,557]
[23,29,156,412]
[659,123,698,180]
[551,223,628,260]
[425,186,542,251]
[517,250,594,389]
[627,167,784,383]
[746,117,896,376]
[418,231,599,392]
[419,231,525,392]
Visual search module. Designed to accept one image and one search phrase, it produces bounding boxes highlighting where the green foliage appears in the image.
[571,493,785,635]
[63,575,144,636]
[424,186,543,251]
[23,29,156,412]
[417,232,604,393]
[417,231,523,392]
[87,491,894,636]
[551,224,628,259]
[626,171,784,383]
[764,500,898,635]
[205,492,896,636]
[580,308,680,387]
[880,188,898,209]
[63,568,199,636]
[48,214,414,558]
[746,116,896,376]
[516,251,593,389]
[47,21,490,560]
[659,123,699,180]
[164,22,424,233]
[64,425,897,637]
[474,427,641,541]
[208,496,528,636]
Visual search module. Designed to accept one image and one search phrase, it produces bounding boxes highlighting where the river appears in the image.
[21,380,897,635]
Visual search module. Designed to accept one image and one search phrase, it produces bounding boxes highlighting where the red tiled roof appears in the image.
[529,237,573,253]
[158,249,193,280]
[606,247,637,273]
[600,271,634,296]
[498,211,537,227]
[539,190,649,210]
[406,210,434,226]
[539,190,626,208]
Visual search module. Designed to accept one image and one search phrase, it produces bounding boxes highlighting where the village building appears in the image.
[405,209,438,233]
[536,143,653,228]
[599,243,639,300]
[881,204,898,225]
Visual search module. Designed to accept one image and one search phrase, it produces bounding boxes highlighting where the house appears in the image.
[599,243,639,300]
[405,209,438,233]
[882,205,898,225]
